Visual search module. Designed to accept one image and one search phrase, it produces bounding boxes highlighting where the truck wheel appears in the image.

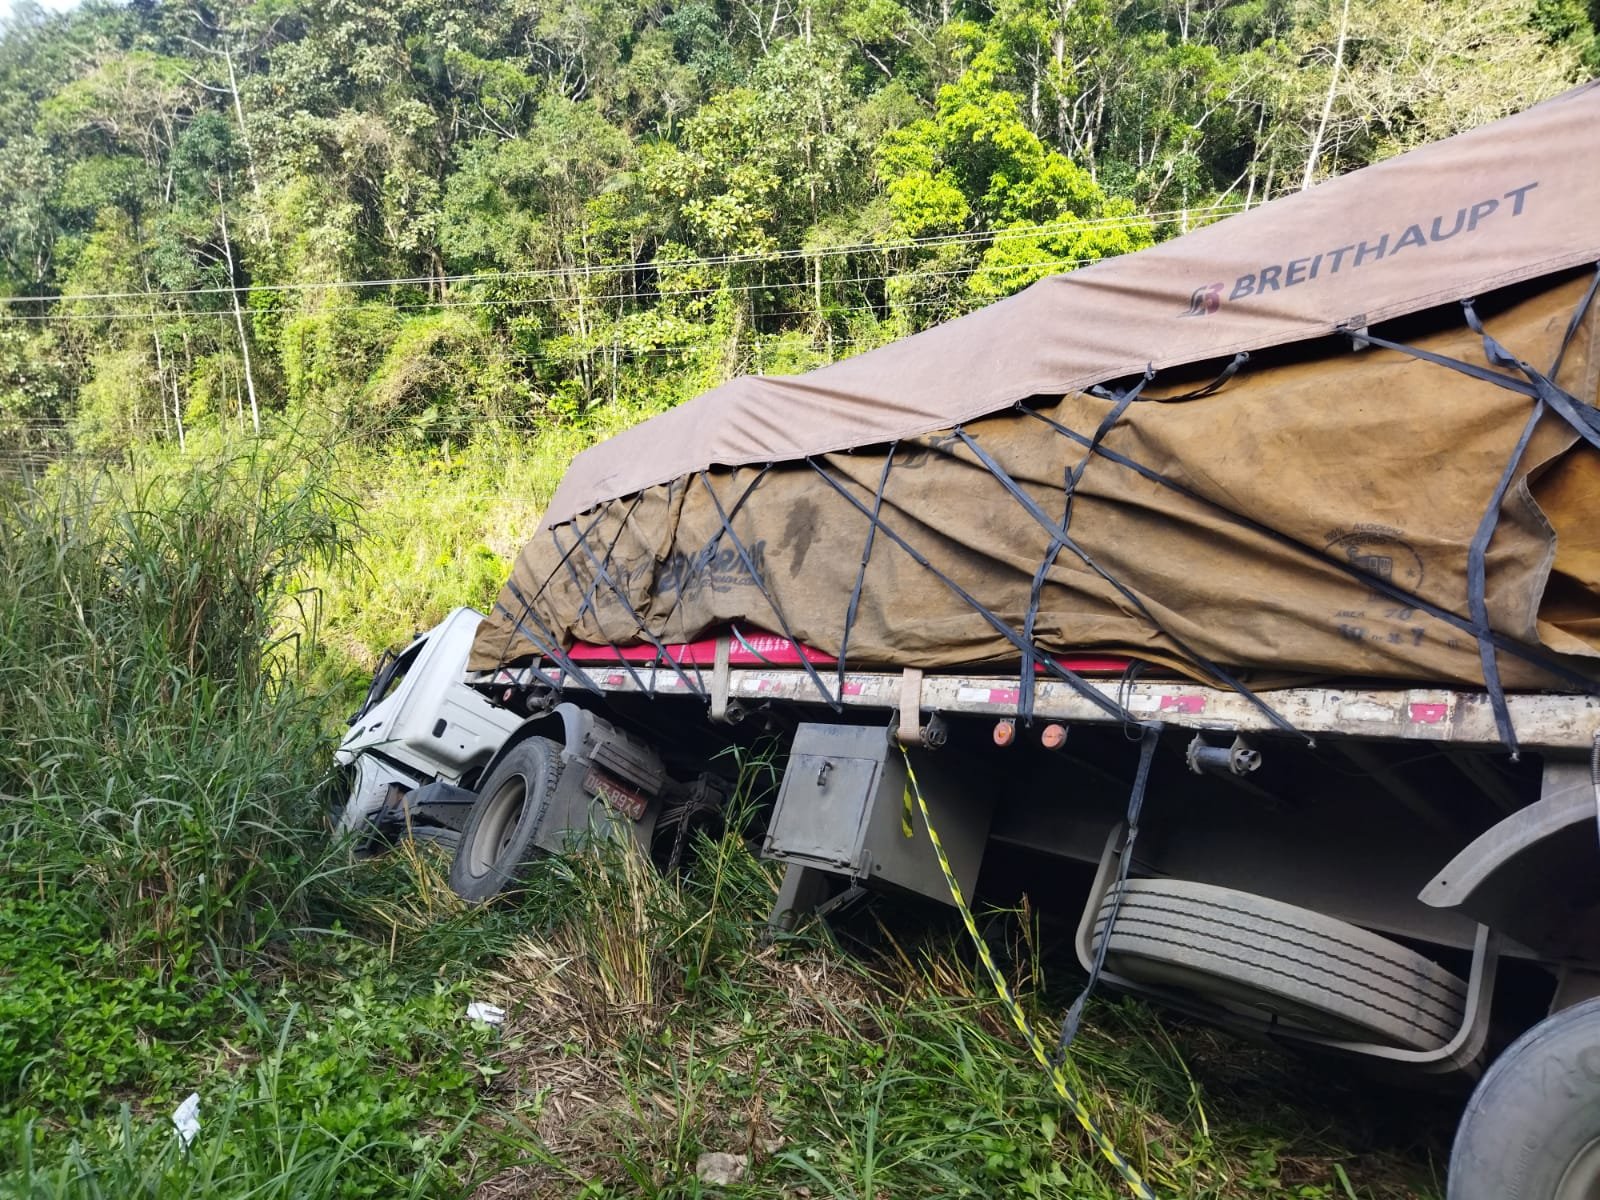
[1092,878,1468,1051]
[449,737,563,903]
[1449,997,1600,1200]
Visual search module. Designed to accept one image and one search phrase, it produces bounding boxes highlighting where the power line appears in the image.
[0,252,1138,325]
[0,202,1245,310]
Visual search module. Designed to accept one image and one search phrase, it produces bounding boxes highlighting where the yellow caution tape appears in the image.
[900,746,1158,1200]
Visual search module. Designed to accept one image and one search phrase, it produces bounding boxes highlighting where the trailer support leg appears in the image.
[767,863,839,934]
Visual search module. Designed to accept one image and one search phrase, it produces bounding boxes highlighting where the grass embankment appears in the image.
[0,430,1449,1198]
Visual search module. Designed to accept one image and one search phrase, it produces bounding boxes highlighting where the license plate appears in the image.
[583,767,649,821]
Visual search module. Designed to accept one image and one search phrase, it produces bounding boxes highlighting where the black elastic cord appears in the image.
[807,458,1133,723]
[1065,365,1157,533]
[1355,328,1540,399]
[1462,398,1545,757]
[652,465,772,639]
[483,503,615,670]
[550,526,654,696]
[1021,369,1158,725]
[955,428,1303,741]
[1550,263,1600,381]
[504,577,604,694]
[488,602,568,693]
[1462,299,1600,455]
[1053,721,1161,1063]
[564,523,707,699]
[1019,406,1600,697]
[730,624,777,664]
[1022,358,1234,724]
[1455,292,1600,755]
[1148,350,1249,403]
[698,471,840,712]
[838,444,896,700]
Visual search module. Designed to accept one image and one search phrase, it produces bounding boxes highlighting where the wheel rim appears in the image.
[1556,1136,1600,1200]
[468,775,527,878]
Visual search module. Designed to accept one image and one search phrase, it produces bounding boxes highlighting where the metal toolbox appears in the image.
[761,722,992,905]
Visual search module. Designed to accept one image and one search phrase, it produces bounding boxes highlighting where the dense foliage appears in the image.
[0,0,1592,459]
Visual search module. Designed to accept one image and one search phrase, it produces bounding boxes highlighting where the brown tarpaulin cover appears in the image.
[471,83,1600,696]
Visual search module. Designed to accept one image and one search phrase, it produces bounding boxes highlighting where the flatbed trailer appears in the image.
[336,607,1600,1200]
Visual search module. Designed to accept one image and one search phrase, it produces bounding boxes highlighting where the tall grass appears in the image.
[0,443,355,960]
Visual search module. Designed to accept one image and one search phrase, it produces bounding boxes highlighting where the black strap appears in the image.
[838,444,896,700]
[807,458,1134,723]
[481,503,616,670]
[1053,722,1161,1062]
[487,602,569,693]
[1148,350,1249,404]
[652,465,772,640]
[1020,369,1158,725]
[1549,263,1600,381]
[1019,406,1600,697]
[503,577,604,694]
[731,624,778,664]
[1064,366,1157,534]
[1462,299,1600,455]
[955,428,1303,741]
[1461,398,1545,757]
[564,523,708,699]
[699,471,841,712]
[549,525,655,697]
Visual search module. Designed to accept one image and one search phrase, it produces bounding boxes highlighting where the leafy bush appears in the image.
[279,301,402,413]
[2,978,494,1200]
[364,313,533,445]
[0,897,233,1113]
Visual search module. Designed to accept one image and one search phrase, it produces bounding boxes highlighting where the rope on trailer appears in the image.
[1053,723,1160,1062]
[503,578,604,694]
[561,522,708,699]
[837,442,896,702]
[899,745,1160,1200]
[1018,406,1600,699]
[807,458,1135,724]
[1020,368,1155,727]
[551,494,670,695]
[499,264,1600,763]
[699,470,842,712]
[952,426,1304,743]
[478,502,617,671]
[1332,278,1600,755]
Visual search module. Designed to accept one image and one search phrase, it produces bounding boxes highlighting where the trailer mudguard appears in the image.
[1421,761,1600,958]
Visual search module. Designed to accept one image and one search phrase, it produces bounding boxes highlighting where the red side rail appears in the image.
[564,628,1132,675]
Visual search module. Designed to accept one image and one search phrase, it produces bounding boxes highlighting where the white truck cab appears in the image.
[333,606,523,836]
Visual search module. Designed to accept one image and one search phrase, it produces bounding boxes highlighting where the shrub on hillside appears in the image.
[364,312,533,445]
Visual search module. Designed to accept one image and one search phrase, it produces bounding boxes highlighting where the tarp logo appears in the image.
[1180,282,1223,317]
[658,540,769,600]
[1177,182,1539,318]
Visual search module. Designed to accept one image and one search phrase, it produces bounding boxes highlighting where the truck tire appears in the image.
[449,737,563,903]
[1449,997,1600,1200]
[1092,878,1468,1051]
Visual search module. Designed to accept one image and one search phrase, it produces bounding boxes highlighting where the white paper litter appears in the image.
[172,1092,200,1149]
[695,1151,746,1186]
[465,1001,505,1025]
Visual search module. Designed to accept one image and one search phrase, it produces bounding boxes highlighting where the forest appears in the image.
[1,0,1597,1196]
[0,0,1594,457]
